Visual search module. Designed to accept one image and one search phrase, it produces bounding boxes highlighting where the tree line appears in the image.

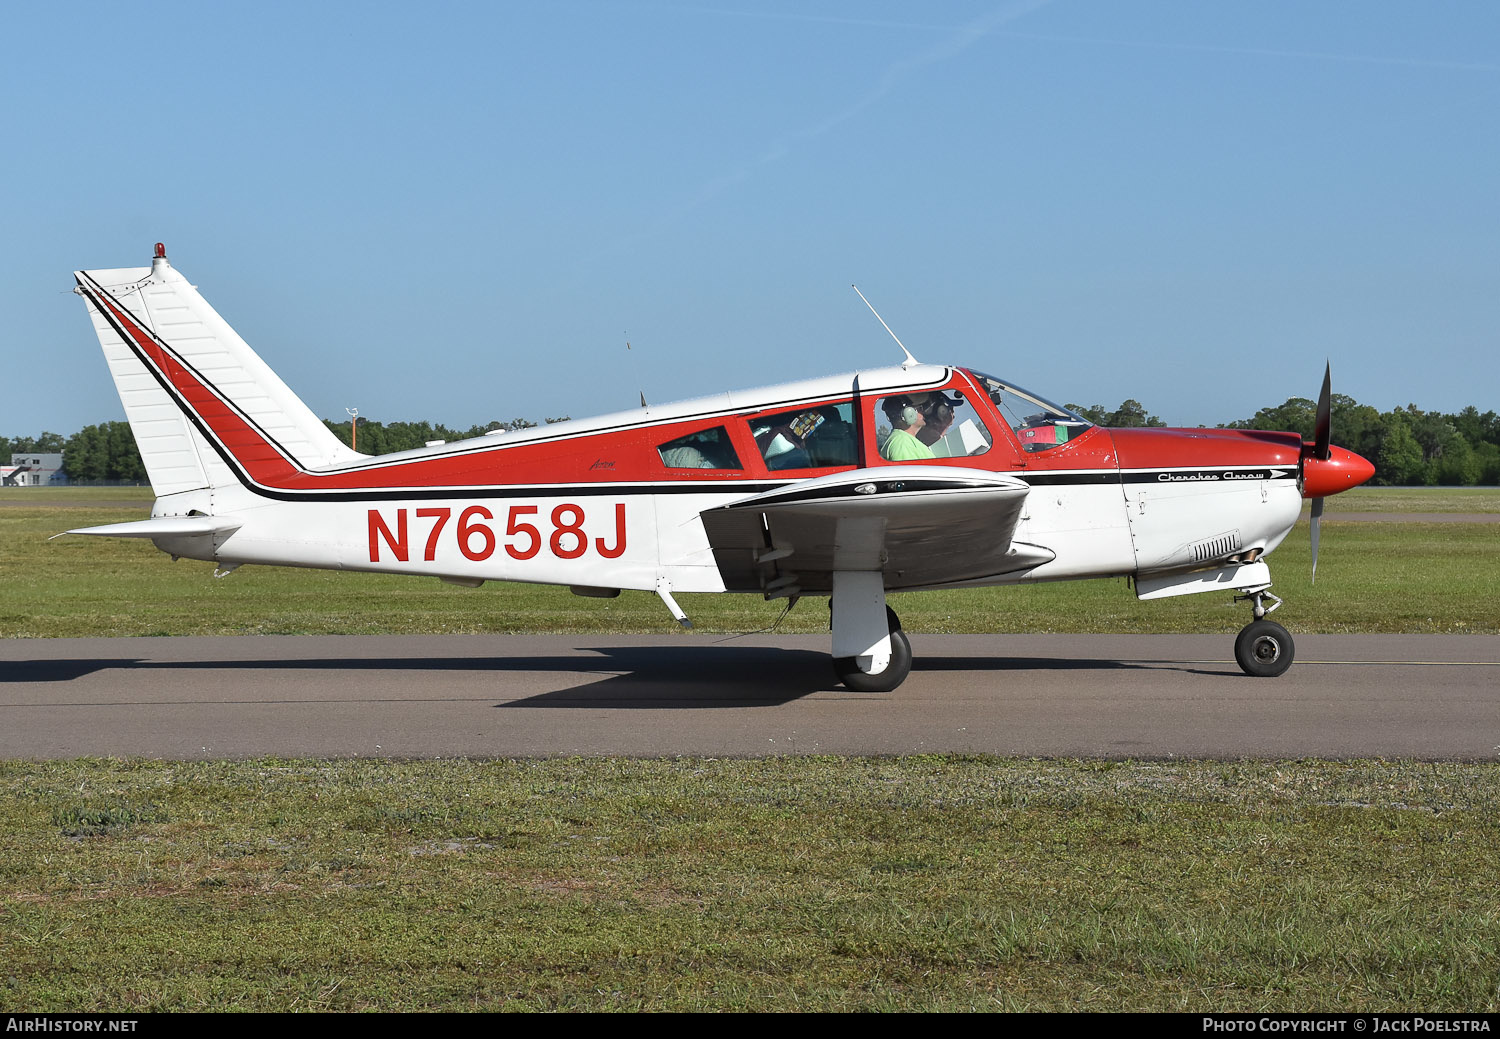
[2,418,568,483]
[5,428,146,483]
[319,415,569,457]
[7,397,1499,486]
[1068,395,1500,485]
[1220,397,1500,486]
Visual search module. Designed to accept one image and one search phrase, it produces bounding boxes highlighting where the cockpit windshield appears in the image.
[964,370,1094,452]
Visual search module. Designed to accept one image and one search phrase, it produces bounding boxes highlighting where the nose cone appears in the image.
[1302,446,1375,499]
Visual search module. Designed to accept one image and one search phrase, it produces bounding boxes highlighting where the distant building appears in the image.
[2,452,68,486]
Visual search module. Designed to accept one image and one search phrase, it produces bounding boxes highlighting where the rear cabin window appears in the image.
[750,403,857,471]
[657,426,743,469]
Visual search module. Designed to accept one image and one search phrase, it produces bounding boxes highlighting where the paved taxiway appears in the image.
[4,633,1497,760]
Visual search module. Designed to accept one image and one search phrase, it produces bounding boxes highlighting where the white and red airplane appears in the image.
[68,244,1374,690]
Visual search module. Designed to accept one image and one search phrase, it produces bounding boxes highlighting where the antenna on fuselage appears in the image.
[851,284,920,368]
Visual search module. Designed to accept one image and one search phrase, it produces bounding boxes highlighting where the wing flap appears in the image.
[699,466,1048,593]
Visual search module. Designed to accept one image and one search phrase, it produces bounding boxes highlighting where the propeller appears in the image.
[1298,364,1375,579]
[1307,362,1332,583]
[1312,363,1332,463]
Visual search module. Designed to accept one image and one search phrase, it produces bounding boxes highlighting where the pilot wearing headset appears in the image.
[881,393,961,460]
[880,395,933,461]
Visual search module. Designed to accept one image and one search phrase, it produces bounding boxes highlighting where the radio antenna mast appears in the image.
[851,284,919,368]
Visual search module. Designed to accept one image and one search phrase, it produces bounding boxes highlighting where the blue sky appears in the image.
[3,1,1497,438]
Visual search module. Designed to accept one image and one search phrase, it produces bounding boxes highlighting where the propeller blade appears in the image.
[1310,496,1324,583]
[1313,362,1332,461]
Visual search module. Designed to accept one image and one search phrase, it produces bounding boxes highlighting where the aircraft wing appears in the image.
[699,466,1052,594]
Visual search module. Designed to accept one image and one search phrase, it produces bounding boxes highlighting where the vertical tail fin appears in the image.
[75,245,364,496]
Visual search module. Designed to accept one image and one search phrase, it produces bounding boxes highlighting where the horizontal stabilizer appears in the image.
[54,516,243,540]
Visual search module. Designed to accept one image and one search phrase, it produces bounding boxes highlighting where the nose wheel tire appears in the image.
[1234,619,1295,678]
[833,607,912,692]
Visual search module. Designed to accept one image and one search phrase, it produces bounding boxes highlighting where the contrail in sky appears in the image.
[682,6,1008,34]
[768,0,1056,154]
[990,29,1500,74]
[593,0,1054,257]
[594,0,1494,262]
[675,4,1499,74]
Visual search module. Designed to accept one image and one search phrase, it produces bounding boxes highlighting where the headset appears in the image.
[888,394,956,430]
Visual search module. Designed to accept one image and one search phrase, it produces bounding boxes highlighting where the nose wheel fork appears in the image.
[1232,589,1295,678]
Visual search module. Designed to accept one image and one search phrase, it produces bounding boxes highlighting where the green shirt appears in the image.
[883,428,934,461]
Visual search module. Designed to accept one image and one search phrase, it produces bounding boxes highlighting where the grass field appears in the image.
[4,488,1498,1012]
[1320,487,1500,513]
[4,756,1498,1012]
[0,485,153,503]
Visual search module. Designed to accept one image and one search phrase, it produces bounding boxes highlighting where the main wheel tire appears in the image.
[1234,619,1295,678]
[834,627,912,692]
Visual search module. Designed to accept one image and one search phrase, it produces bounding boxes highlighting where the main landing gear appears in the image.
[1232,589,1294,678]
[829,572,913,692]
[834,606,912,692]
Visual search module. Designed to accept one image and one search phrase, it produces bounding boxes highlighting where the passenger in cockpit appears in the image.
[915,394,957,448]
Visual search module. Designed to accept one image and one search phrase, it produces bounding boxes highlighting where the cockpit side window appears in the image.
[750,402,857,471]
[873,389,993,462]
[657,426,743,470]
[965,370,1093,453]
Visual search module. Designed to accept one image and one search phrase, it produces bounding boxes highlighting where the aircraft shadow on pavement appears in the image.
[917,656,1230,678]
[496,646,832,706]
[496,653,1228,707]
[4,647,1225,706]
[2,648,832,706]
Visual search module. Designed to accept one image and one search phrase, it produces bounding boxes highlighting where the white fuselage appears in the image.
[150,464,1304,596]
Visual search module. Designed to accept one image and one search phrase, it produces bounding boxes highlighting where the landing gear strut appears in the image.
[1232,589,1294,678]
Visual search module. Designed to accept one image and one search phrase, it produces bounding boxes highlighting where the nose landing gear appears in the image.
[1232,589,1295,678]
